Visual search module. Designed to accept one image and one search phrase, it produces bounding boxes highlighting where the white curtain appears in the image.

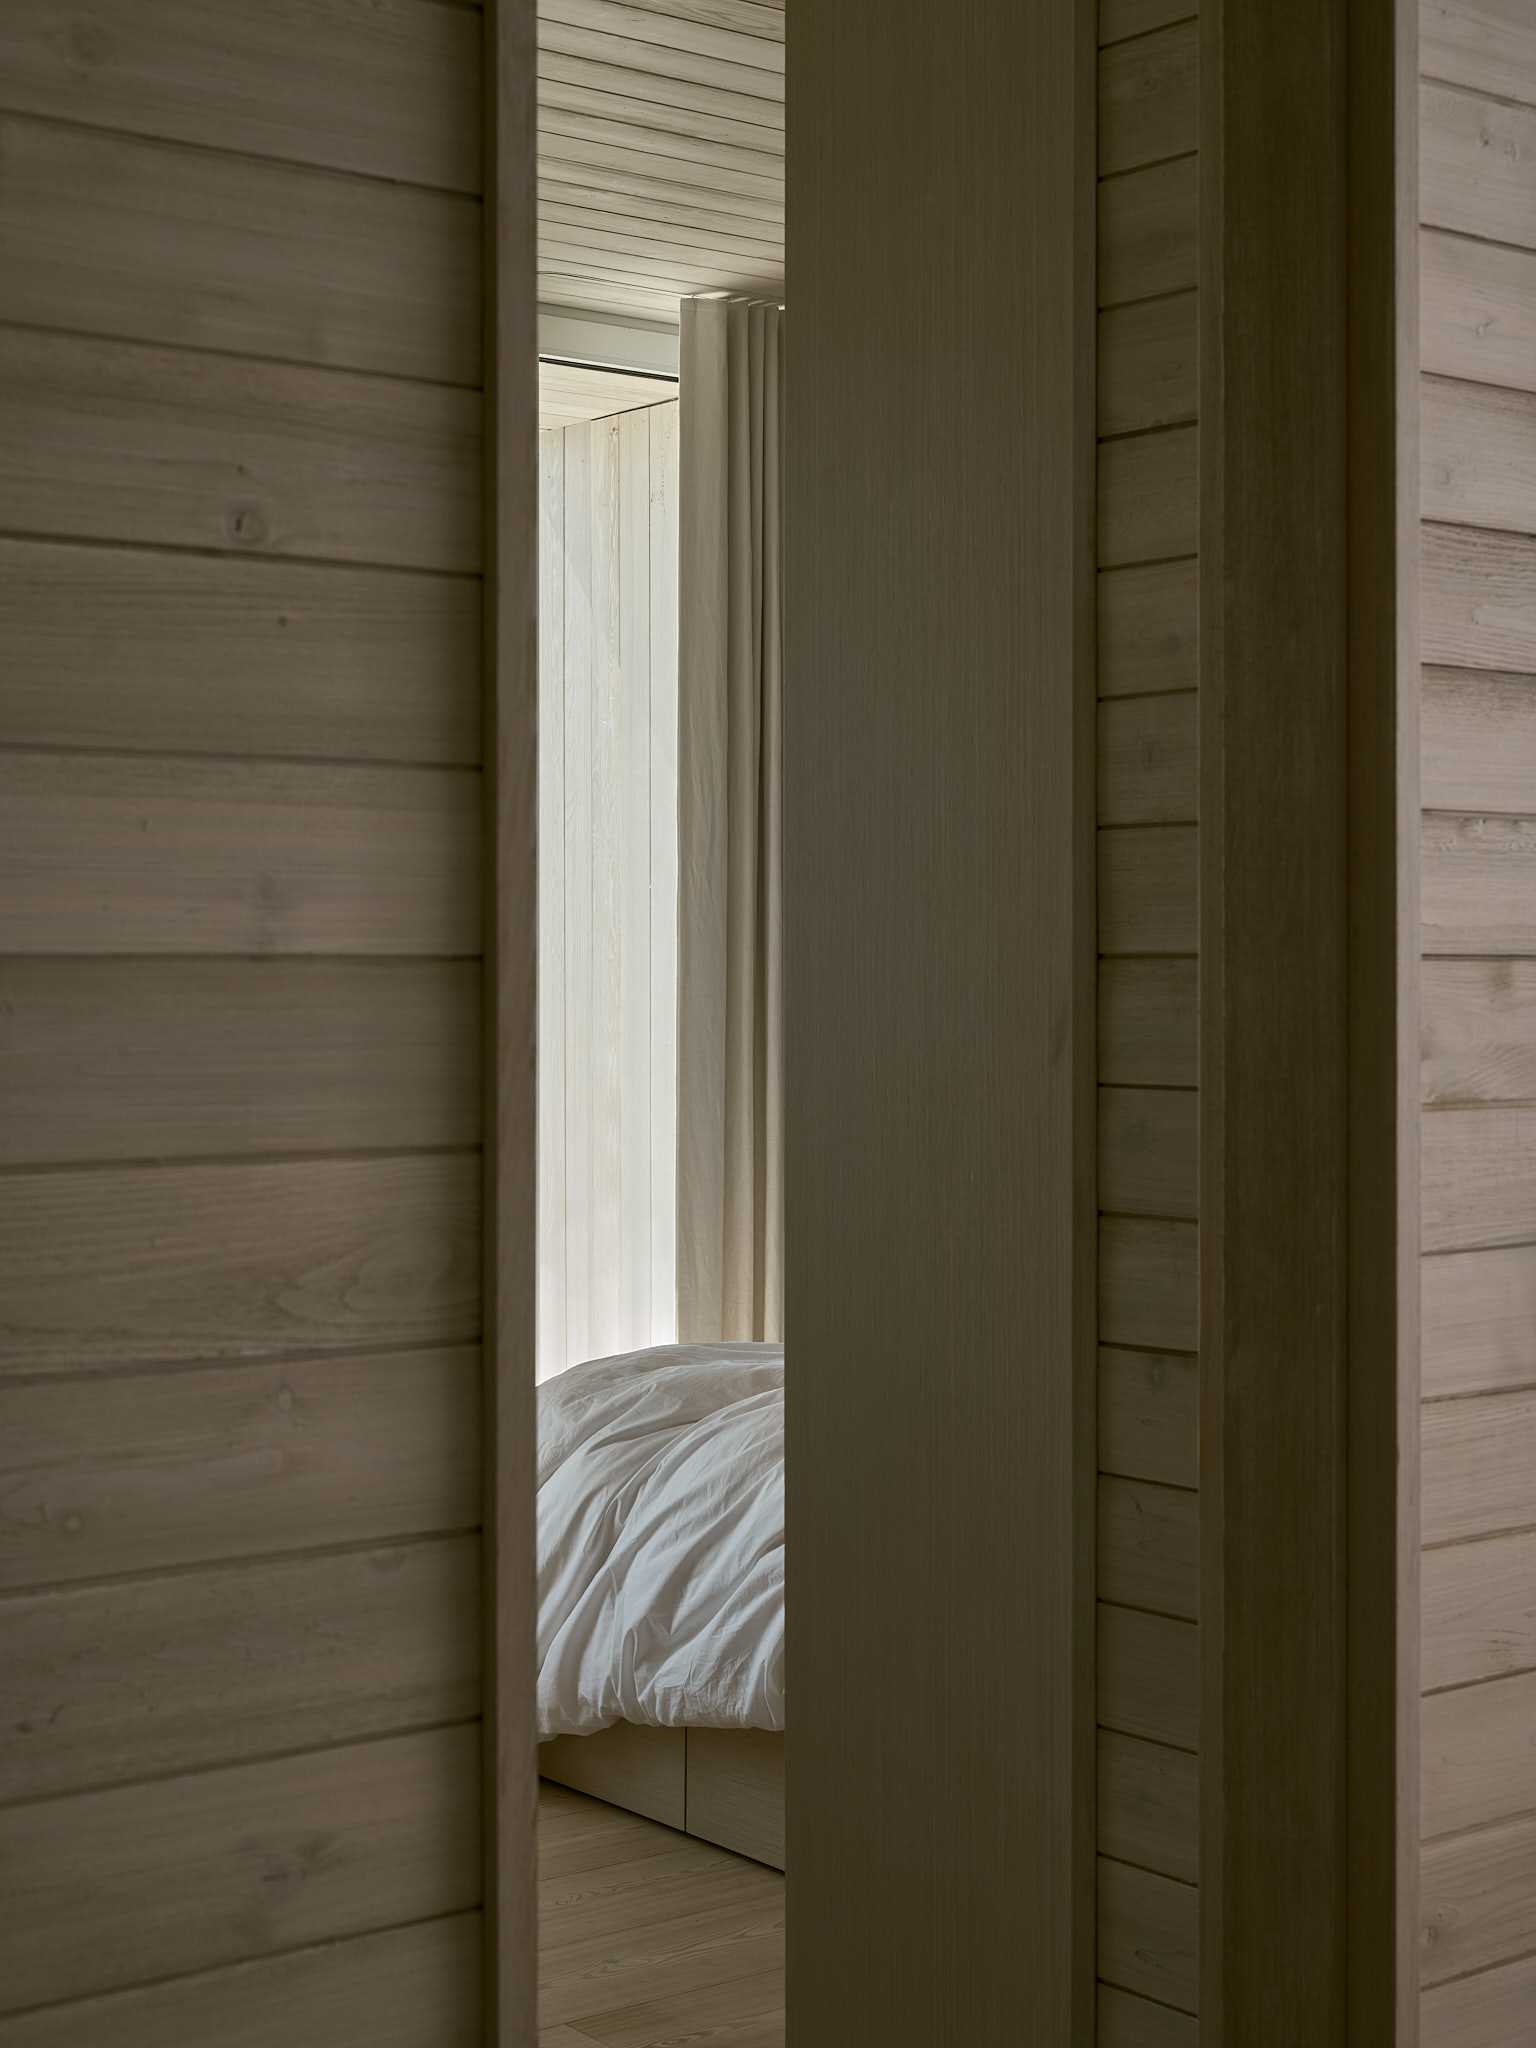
[676,295,785,1343]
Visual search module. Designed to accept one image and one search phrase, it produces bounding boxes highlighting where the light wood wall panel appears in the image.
[1421,232,1536,397]
[0,961,479,1166]
[1423,1527,1536,1692]
[0,0,481,190]
[0,1155,480,1372]
[0,753,480,957]
[0,543,481,765]
[0,1726,480,2015]
[0,1348,480,1591]
[537,403,679,1381]
[1421,525,1536,673]
[1418,11,1536,2023]
[0,1915,481,2048]
[0,1537,479,1803]
[0,0,514,2027]
[0,328,481,573]
[0,115,481,384]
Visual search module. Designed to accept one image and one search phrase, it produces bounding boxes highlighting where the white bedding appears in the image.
[537,1342,785,1740]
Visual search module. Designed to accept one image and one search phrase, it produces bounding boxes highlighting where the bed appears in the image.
[536,1342,786,1868]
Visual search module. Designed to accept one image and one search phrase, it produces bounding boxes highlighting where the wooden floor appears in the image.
[539,1780,786,2047]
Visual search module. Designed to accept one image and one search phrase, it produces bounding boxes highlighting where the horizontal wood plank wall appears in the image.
[0,5,489,2039]
[1096,3,1202,2036]
[1419,1,1536,2034]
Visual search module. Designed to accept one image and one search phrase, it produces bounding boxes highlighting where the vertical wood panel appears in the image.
[787,0,1096,2036]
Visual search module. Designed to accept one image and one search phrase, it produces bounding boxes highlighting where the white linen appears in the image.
[537,1342,785,1740]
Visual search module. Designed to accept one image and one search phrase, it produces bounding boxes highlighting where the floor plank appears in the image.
[538,1782,783,2045]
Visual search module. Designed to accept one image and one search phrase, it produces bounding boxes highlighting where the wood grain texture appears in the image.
[1099,156,1198,308]
[1424,1242,1536,1396]
[0,0,481,191]
[1099,1087,1199,1219]
[0,1915,482,2048]
[1098,1604,1200,1751]
[1423,1526,1536,1691]
[1099,827,1199,953]
[0,115,481,384]
[1422,1947,1536,2048]
[0,751,480,957]
[1098,1731,1199,1882]
[0,1155,479,1371]
[1100,0,1197,47]
[1100,1218,1198,1351]
[0,1726,480,2014]
[1198,0,1407,2028]
[1422,1387,1536,1544]
[1099,695,1198,824]
[1424,811,1536,954]
[1424,958,1536,1106]
[1423,668,1536,812]
[1422,524,1536,673]
[1099,23,1198,175]
[0,1537,479,1803]
[1421,80,1536,251]
[0,542,481,765]
[1422,376,1536,538]
[1099,1477,1199,1620]
[1099,560,1199,698]
[1422,230,1536,397]
[1098,1983,1200,2047]
[1099,959,1198,1087]
[1099,294,1199,436]
[1423,1104,1536,1249]
[1097,1858,1198,2011]
[0,1348,480,1590]
[0,960,479,1166]
[785,0,1096,2036]
[539,1726,686,1829]
[0,327,481,573]
[1099,426,1199,567]
[1422,1807,1536,1985]
[1099,1347,1199,1489]
[1422,1666,1536,1838]
[1422,0,1536,103]
[687,1729,786,1869]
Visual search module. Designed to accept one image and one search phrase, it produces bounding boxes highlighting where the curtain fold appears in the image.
[677,294,785,1343]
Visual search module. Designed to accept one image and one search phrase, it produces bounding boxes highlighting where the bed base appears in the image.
[540,1723,784,1870]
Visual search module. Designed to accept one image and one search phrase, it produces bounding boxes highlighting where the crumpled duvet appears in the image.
[537,1342,785,1739]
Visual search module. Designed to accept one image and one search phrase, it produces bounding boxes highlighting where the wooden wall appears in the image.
[1418,2,1536,2035]
[1095,6,1203,2039]
[0,2,515,2037]
[785,0,1097,2040]
[537,400,679,1380]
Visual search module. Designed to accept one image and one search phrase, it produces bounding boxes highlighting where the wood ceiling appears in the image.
[538,361,678,430]
[536,0,785,328]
